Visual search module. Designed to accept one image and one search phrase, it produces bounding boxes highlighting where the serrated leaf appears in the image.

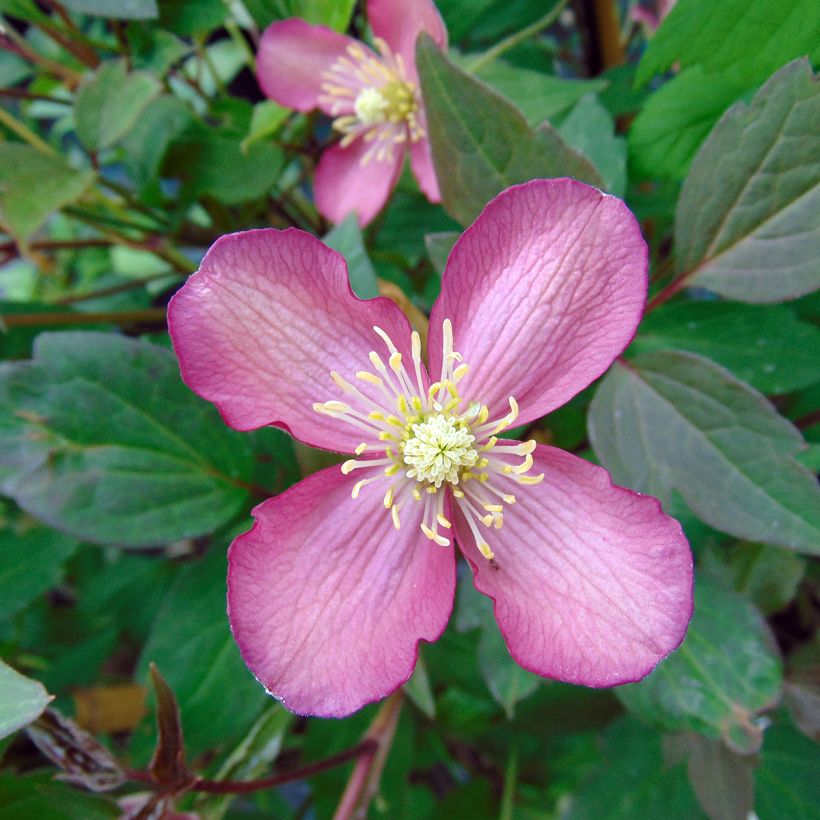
[0,145,95,241]
[616,580,781,753]
[416,34,602,226]
[0,525,78,619]
[755,726,820,819]
[588,351,820,553]
[0,660,51,741]
[74,60,162,151]
[631,301,820,394]
[137,543,267,758]
[676,59,820,303]
[0,332,252,547]
[473,60,607,126]
[324,213,379,299]
[63,0,158,18]
[636,0,820,87]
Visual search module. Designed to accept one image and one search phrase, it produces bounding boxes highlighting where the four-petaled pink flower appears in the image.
[168,179,693,718]
[257,0,446,226]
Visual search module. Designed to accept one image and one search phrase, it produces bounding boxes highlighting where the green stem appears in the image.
[0,107,56,156]
[465,0,570,73]
[499,742,519,820]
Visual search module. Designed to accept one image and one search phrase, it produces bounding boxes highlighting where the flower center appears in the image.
[402,414,478,487]
[313,320,544,562]
[318,38,424,165]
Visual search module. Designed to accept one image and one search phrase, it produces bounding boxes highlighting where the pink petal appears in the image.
[168,228,418,453]
[429,179,648,426]
[454,445,692,686]
[314,139,404,226]
[228,465,456,717]
[257,19,362,114]
[410,134,441,202]
[367,0,448,78]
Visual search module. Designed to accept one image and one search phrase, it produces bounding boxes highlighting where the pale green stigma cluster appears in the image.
[403,414,479,487]
[317,38,424,165]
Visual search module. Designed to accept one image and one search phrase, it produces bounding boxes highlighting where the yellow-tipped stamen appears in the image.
[315,320,545,563]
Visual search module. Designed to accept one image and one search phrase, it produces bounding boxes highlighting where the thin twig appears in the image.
[2,308,167,327]
[189,740,378,795]
[466,0,570,73]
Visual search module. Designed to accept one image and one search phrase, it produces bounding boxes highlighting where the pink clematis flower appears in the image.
[168,179,693,718]
[256,0,446,226]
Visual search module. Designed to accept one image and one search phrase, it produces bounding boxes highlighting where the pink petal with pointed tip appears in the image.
[429,179,648,426]
[410,134,441,202]
[367,0,447,78]
[168,228,419,453]
[257,19,362,114]
[315,138,404,226]
[454,445,692,686]
[228,465,455,717]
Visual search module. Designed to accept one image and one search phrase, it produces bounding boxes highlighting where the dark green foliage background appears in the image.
[0,0,818,817]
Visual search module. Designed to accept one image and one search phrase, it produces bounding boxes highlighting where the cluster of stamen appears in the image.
[318,38,424,166]
[313,320,544,562]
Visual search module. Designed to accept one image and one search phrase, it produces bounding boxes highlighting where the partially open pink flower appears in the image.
[168,179,693,718]
[256,0,446,226]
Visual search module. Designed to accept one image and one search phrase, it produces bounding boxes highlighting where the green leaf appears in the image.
[195,703,293,819]
[676,59,820,303]
[403,653,436,719]
[136,543,267,759]
[120,95,192,188]
[631,301,820,394]
[701,541,805,615]
[665,734,755,820]
[0,525,78,619]
[166,130,283,206]
[424,231,460,275]
[324,213,379,299]
[558,94,626,196]
[456,575,538,718]
[636,0,820,87]
[473,60,607,126]
[74,60,162,152]
[628,66,746,180]
[566,717,706,819]
[416,34,602,226]
[616,580,782,753]
[158,0,225,35]
[588,351,820,554]
[241,100,290,152]
[0,145,95,241]
[755,726,820,819]
[0,771,118,819]
[63,0,158,18]
[0,660,51,740]
[0,332,252,547]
